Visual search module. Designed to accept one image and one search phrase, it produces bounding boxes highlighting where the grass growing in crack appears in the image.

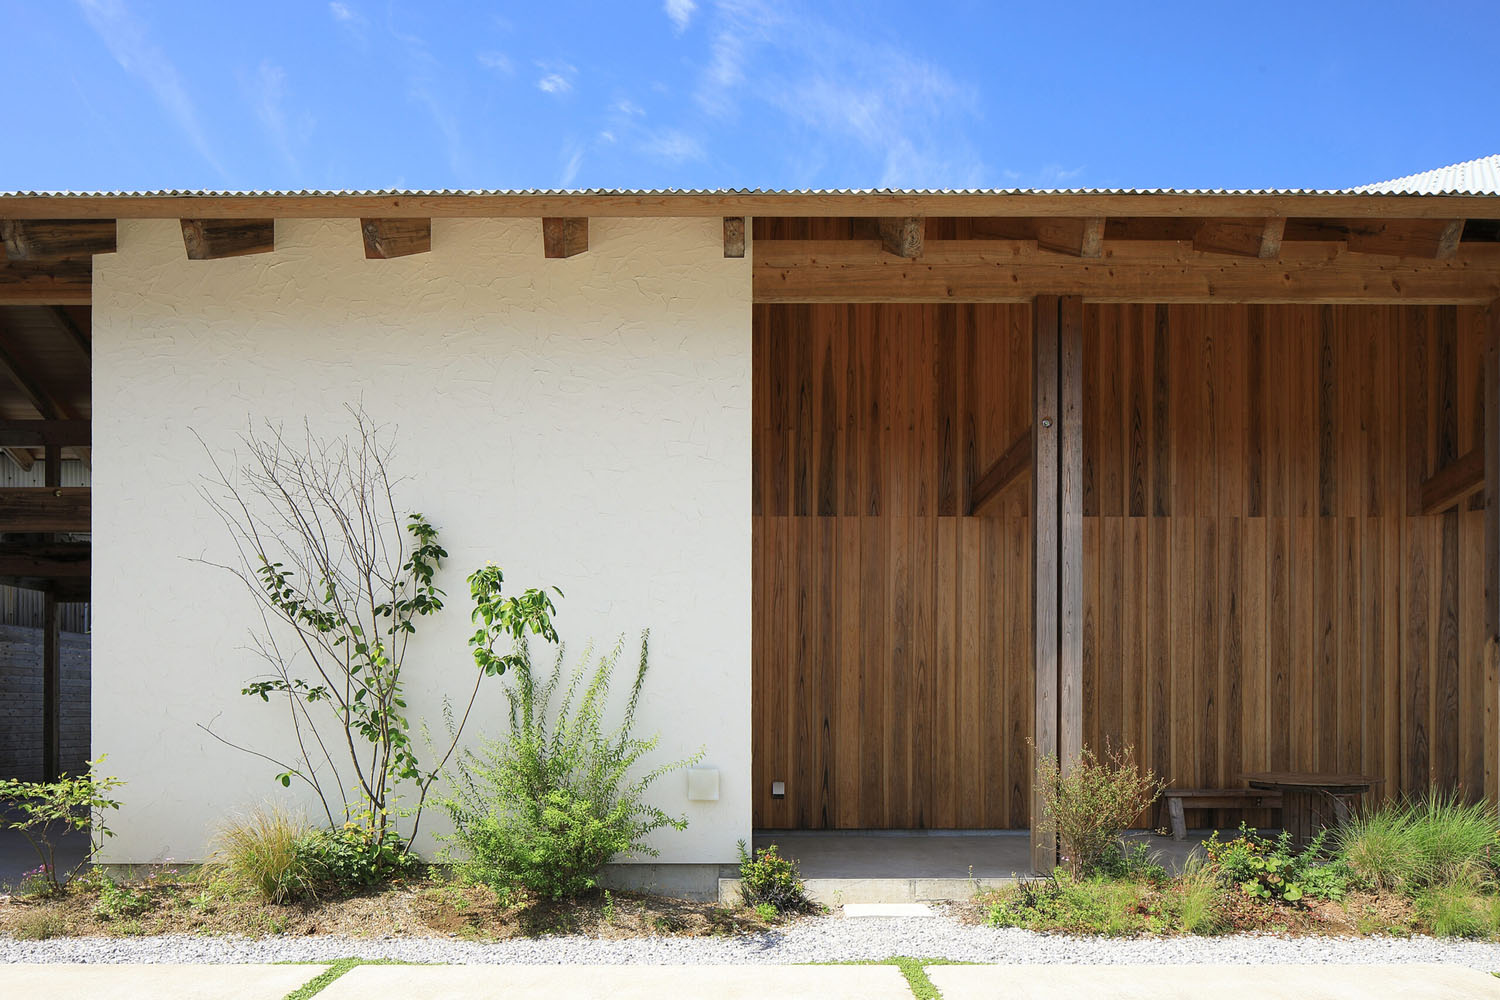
[280,958,419,1000]
[814,956,976,1000]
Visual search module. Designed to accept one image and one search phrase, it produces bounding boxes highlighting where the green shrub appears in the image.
[0,758,123,893]
[93,877,155,920]
[1205,825,1350,904]
[737,841,814,914]
[299,823,417,891]
[1032,741,1166,877]
[985,872,1151,935]
[1413,882,1493,938]
[438,632,703,900]
[1338,791,1499,894]
[1093,840,1168,885]
[211,804,316,904]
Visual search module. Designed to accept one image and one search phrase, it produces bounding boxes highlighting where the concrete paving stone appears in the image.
[926,963,1500,1000]
[317,963,913,1000]
[0,963,328,1000]
[843,902,937,917]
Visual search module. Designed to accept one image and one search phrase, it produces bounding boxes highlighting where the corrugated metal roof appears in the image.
[1355,155,1500,196]
[1,157,1495,200]
[0,181,1493,199]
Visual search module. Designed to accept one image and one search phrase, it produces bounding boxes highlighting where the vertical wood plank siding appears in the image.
[753,302,1494,829]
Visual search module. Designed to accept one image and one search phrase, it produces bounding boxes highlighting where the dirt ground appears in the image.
[0,873,777,940]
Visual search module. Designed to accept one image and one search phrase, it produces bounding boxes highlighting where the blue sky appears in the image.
[3,0,1497,192]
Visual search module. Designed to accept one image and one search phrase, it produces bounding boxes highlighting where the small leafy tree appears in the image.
[0,758,123,893]
[198,407,559,853]
[1032,740,1166,877]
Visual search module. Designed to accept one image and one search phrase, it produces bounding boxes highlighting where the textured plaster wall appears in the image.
[91,217,751,864]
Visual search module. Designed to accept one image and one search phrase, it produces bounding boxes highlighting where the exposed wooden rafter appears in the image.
[753,239,1500,304]
[723,217,746,258]
[47,306,90,359]
[180,218,275,260]
[1193,217,1285,259]
[1,219,117,261]
[1420,447,1484,514]
[0,420,90,448]
[360,218,431,259]
[0,487,90,532]
[0,259,92,304]
[967,429,1033,514]
[542,217,589,258]
[1345,219,1465,259]
[878,217,924,258]
[0,328,69,420]
[0,540,90,578]
[1035,217,1104,258]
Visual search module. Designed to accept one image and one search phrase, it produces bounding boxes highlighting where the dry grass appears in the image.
[209,803,315,904]
[0,873,775,941]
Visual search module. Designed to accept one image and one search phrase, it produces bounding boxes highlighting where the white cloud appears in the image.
[75,0,226,178]
[639,128,705,163]
[560,144,584,186]
[537,73,571,94]
[691,0,986,186]
[247,60,311,177]
[664,0,697,33]
[328,1,356,21]
[478,51,514,73]
[614,99,645,116]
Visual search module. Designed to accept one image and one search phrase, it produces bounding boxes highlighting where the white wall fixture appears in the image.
[686,767,720,802]
[771,780,785,799]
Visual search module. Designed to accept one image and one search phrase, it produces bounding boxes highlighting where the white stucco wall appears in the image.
[91,217,751,865]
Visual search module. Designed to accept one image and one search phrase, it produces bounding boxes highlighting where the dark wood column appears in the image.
[1485,299,1500,802]
[1031,294,1085,873]
[41,443,62,780]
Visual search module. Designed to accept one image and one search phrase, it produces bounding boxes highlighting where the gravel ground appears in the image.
[4,913,1500,969]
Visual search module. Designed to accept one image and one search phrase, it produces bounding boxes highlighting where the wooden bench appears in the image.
[1161,788,1283,840]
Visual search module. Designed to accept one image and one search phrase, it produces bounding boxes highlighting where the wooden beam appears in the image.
[1,219,116,261]
[0,259,92,304]
[542,217,588,258]
[180,218,275,260]
[1031,293,1060,876]
[1058,294,1084,783]
[968,429,1032,514]
[360,218,431,259]
[1035,217,1104,258]
[47,306,91,359]
[753,239,1500,304]
[723,217,746,259]
[0,540,90,577]
[1421,447,1485,514]
[0,487,90,532]
[6,192,1499,220]
[1345,219,1465,259]
[0,327,68,420]
[878,217,924,258]
[3,448,33,471]
[0,420,91,447]
[1486,299,1500,639]
[1193,217,1285,258]
[42,589,59,779]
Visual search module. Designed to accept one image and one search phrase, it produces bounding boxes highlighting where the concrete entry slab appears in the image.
[844,902,937,917]
[926,963,1500,1000]
[319,964,912,1000]
[0,963,328,1000]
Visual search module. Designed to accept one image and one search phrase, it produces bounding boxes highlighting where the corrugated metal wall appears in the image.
[0,456,90,632]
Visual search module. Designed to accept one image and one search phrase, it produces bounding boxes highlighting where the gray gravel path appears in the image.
[4,912,1500,969]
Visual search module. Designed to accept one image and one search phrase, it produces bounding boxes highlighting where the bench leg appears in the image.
[1168,797,1187,841]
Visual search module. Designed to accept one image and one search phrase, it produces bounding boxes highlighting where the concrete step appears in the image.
[720,875,1018,906]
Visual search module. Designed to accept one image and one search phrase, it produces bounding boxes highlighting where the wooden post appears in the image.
[41,442,62,780]
[1031,294,1085,874]
[1485,299,1500,803]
